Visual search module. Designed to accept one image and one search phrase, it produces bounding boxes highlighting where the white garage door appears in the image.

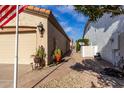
[0,32,36,64]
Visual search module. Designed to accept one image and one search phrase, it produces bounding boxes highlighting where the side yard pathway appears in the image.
[3,51,124,88]
[18,53,73,88]
[35,51,124,88]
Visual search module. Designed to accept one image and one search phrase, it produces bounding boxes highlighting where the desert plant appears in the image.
[53,48,62,64]
[32,45,46,69]
[36,45,46,58]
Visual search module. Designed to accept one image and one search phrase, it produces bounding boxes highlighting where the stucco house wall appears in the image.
[48,19,70,63]
[5,11,48,51]
[0,6,70,65]
[84,13,124,65]
[0,11,48,64]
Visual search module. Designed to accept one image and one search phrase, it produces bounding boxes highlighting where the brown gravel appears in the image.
[35,52,124,88]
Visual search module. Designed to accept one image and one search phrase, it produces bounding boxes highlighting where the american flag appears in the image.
[0,5,28,28]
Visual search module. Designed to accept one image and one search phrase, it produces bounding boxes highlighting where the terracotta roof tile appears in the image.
[40,8,46,13]
[45,10,51,15]
[26,6,35,10]
[26,5,51,15]
[34,7,40,11]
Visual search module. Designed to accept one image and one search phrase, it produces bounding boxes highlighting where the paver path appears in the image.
[35,51,124,88]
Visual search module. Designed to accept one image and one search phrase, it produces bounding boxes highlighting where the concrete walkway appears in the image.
[0,64,32,88]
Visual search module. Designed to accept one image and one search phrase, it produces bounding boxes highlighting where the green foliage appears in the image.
[53,48,62,59]
[82,38,89,46]
[74,5,124,21]
[76,40,81,52]
[57,48,62,55]
[76,38,89,52]
[36,46,46,58]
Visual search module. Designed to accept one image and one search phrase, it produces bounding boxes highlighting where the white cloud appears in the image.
[59,21,67,26]
[37,5,85,41]
[65,27,73,32]
[60,22,73,33]
[56,5,88,22]
[39,5,88,23]
[59,19,83,41]
[59,20,73,33]
[53,13,59,18]
[57,6,75,13]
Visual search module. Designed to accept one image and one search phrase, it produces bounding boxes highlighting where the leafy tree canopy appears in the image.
[74,5,124,21]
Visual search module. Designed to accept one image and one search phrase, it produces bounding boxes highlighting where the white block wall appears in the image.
[84,13,124,65]
[81,46,98,57]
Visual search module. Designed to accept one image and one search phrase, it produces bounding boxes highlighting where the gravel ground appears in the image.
[38,71,101,88]
[35,52,124,88]
[37,70,115,88]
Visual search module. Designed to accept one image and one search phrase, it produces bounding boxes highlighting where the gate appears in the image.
[81,46,98,57]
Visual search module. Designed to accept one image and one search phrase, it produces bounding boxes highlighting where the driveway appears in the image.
[0,64,32,88]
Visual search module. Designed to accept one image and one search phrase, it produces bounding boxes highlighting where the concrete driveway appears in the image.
[0,64,32,88]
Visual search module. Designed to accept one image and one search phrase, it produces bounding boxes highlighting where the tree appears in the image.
[74,5,124,21]
[76,38,89,52]
[76,40,80,52]
[82,38,89,46]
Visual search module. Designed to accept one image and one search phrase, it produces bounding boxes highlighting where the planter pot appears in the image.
[55,54,61,63]
[33,56,45,69]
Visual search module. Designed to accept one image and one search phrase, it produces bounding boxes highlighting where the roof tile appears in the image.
[26,5,51,15]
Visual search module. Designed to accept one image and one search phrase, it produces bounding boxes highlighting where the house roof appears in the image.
[25,6,71,41]
[0,5,70,41]
[25,5,51,15]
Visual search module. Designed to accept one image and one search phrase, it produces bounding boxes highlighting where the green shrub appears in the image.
[76,38,89,52]
[82,38,89,46]
[36,46,46,58]
[76,41,80,52]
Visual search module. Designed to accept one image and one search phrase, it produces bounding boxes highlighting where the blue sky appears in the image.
[36,5,88,41]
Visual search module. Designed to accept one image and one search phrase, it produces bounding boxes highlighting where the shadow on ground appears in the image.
[70,59,124,88]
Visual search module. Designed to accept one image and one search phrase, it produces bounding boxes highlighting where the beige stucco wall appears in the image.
[0,11,70,65]
[48,21,70,64]
[6,12,48,50]
[0,11,49,65]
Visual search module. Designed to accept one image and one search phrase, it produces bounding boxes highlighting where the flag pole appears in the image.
[14,5,19,88]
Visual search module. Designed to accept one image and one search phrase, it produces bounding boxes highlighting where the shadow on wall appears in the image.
[100,18,124,65]
[89,14,124,33]
[89,14,124,65]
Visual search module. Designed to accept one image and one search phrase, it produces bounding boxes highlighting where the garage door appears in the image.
[0,32,36,64]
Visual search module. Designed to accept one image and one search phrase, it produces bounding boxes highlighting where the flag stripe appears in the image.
[0,5,28,28]
[0,5,10,14]
[0,6,16,22]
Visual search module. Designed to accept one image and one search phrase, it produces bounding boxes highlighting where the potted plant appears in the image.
[53,48,62,64]
[32,45,46,69]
